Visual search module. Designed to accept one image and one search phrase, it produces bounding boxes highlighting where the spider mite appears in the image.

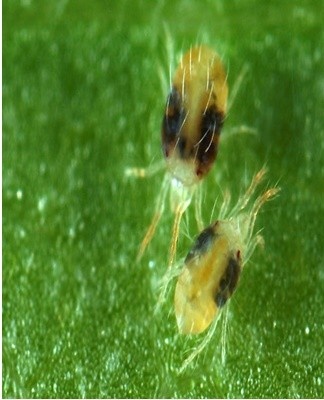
[173,167,279,371]
[127,46,228,267]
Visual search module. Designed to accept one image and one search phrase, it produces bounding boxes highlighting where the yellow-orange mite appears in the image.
[162,46,228,186]
[175,220,242,334]
[174,168,279,336]
[130,46,229,265]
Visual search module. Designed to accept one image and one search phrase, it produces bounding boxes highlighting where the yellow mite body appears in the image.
[175,221,242,334]
[162,46,228,186]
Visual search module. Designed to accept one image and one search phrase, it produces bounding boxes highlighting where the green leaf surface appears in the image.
[3,0,324,398]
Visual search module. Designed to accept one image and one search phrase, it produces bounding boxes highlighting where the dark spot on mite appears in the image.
[202,107,224,140]
[214,254,241,308]
[178,137,186,158]
[185,225,217,264]
[219,277,228,291]
[161,87,185,158]
[195,107,225,177]
[215,292,227,308]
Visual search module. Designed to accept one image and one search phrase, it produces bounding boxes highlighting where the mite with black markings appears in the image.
[174,168,279,336]
[175,220,242,334]
[162,46,228,185]
[127,46,229,267]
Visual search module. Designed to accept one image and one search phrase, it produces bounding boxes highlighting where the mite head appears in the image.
[161,46,228,187]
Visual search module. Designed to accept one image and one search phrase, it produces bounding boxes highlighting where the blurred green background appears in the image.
[3,0,324,398]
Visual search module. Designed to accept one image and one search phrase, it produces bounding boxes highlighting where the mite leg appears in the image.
[168,181,195,267]
[125,160,165,179]
[156,200,188,309]
[136,175,169,262]
[168,202,186,268]
[245,186,280,248]
[194,184,204,231]
[225,125,257,139]
[229,167,268,218]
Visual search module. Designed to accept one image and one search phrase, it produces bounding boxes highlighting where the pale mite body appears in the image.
[128,46,228,266]
[175,220,242,334]
[172,168,279,371]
